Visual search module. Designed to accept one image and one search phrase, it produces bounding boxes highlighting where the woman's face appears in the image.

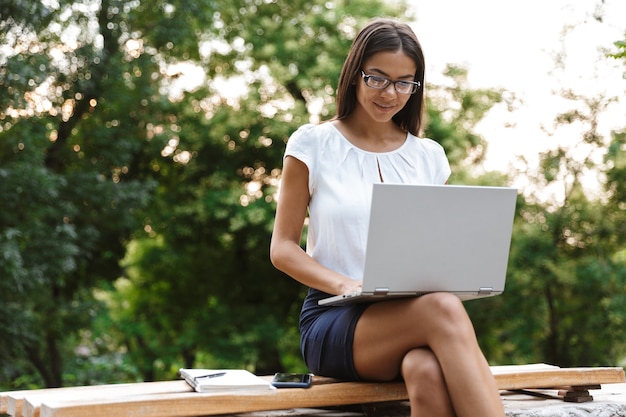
[355,49,417,125]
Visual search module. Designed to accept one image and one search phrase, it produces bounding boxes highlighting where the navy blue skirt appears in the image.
[299,288,371,381]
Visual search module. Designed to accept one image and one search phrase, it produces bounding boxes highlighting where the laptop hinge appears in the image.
[478,287,493,295]
[374,287,389,296]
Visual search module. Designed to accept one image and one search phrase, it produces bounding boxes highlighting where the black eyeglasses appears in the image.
[360,71,421,95]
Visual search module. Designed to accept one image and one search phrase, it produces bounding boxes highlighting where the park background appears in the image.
[1,0,625,391]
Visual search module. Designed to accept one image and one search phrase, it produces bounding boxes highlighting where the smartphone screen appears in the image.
[271,372,313,388]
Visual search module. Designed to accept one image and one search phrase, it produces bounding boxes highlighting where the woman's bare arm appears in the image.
[270,156,361,296]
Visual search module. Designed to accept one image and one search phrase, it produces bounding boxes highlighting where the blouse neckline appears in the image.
[327,123,411,156]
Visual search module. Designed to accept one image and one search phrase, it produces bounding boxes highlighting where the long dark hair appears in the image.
[335,18,425,136]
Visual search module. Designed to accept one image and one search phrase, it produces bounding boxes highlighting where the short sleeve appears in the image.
[421,138,451,184]
[284,124,318,194]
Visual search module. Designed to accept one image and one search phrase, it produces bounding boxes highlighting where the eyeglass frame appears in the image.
[359,70,421,95]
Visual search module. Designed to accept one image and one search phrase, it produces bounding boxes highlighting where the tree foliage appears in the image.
[0,0,413,387]
[1,0,625,391]
[465,35,626,367]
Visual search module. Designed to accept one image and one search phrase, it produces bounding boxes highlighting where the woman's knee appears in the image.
[401,348,454,414]
[422,292,465,316]
[412,293,476,341]
[419,293,470,324]
[401,348,445,386]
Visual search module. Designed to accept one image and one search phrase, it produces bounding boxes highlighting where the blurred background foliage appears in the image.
[0,0,625,390]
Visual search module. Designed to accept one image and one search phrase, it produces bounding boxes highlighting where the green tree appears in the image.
[0,0,510,389]
[99,2,515,382]
[96,0,418,380]
[0,0,172,387]
[425,64,506,176]
[465,48,626,367]
[1,0,416,387]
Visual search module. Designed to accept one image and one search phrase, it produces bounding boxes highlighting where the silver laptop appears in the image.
[318,183,517,306]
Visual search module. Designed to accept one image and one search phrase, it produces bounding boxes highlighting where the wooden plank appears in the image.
[491,365,625,390]
[1,392,9,414]
[39,380,408,417]
[1,377,331,416]
[558,389,594,402]
[3,389,46,417]
[1,381,190,417]
[2,365,623,417]
[513,387,597,403]
[2,388,47,417]
[38,366,626,417]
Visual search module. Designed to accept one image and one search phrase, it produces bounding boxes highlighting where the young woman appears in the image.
[270,18,505,417]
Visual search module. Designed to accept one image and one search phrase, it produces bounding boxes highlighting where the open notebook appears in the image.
[179,368,274,392]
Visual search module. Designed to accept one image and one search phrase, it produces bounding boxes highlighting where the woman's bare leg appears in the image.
[352,292,504,417]
[401,347,455,417]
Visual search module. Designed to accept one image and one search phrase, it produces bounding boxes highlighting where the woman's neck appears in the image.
[331,117,407,153]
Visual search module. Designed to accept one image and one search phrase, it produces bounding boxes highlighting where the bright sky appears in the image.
[409,0,626,196]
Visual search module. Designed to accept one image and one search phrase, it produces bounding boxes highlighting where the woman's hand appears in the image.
[340,279,363,296]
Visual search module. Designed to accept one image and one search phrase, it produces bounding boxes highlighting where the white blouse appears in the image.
[284,122,451,281]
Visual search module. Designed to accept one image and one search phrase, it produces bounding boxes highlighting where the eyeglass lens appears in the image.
[360,71,420,94]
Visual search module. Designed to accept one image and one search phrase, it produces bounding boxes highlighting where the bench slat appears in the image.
[492,365,625,390]
[39,380,408,417]
[4,381,190,417]
[1,365,623,417]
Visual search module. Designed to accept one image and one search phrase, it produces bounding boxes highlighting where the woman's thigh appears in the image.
[352,292,469,381]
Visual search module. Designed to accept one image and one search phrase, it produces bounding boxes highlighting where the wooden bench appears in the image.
[1,364,624,417]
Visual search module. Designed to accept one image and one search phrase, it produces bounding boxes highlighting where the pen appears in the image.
[194,372,226,381]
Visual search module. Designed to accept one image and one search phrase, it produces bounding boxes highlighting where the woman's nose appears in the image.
[381,83,397,97]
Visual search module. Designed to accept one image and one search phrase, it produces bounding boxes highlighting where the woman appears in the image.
[270,18,505,417]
